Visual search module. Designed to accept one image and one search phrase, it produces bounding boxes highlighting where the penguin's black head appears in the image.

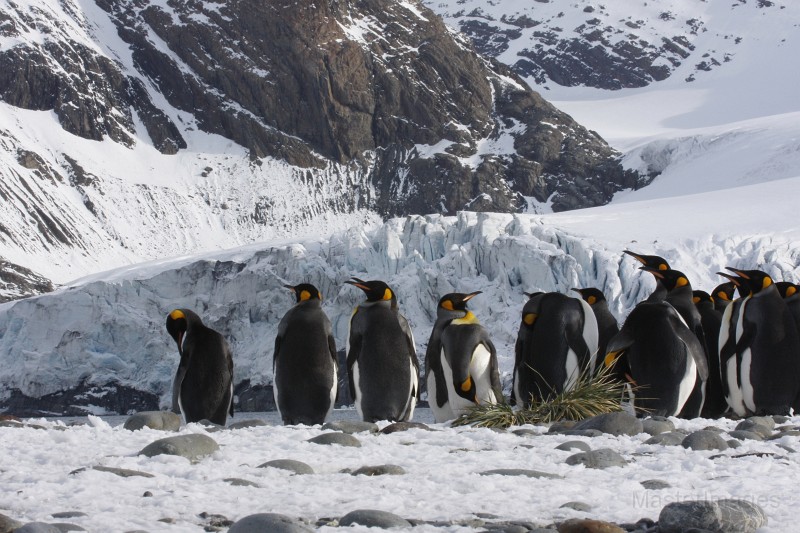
[438,291,481,312]
[346,278,397,304]
[623,250,671,271]
[712,281,737,303]
[692,290,712,306]
[455,372,478,404]
[716,271,748,298]
[571,287,606,306]
[641,266,690,292]
[166,309,189,349]
[285,283,322,303]
[723,267,774,296]
[776,281,799,299]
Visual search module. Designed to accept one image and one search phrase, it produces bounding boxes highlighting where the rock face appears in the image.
[0,260,54,304]
[0,0,641,301]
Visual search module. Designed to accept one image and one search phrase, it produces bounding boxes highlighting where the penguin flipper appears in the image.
[328,334,340,403]
[425,331,449,409]
[399,314,420,400]
[483,338,504,403]
[346,335,361,402]
[734,323,756,389]
[172,356,190,415]
[226,343,235,418]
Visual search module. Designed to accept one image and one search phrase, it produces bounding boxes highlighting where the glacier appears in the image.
[2,204,797,414]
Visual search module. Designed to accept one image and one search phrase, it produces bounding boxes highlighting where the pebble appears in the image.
[224,478,260,487]
[339,509,412,528]
[91,466,154,478]
[258,459,315,475]
[565,448,628,469]
[728,430,763,441]
[681,430,729,451]
[658,499,767,533]
[645,431,686,446]
[0,513,23,533]
[226,419,269,430]
[555,441,591,452]
[560,429,604,438]
[559,502,592,512]
[321,420,379,434]
[306,432,362,447]
[735,419,774,438]
[50,513,87,519]
[640,479,671,490]
[572,412,643,436]
[513,429,539,437]
[641,416,675,436]
[480,469,563,479]
[351,464,406,476]
[227,513,313,533]
[557,518,625,532]
[549,420,578,433]
[122,411,181,431]
[138,433,220,460]
[381,421,433,433]
[13,524,63,533]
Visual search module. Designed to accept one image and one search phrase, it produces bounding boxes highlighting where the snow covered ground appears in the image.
[1,410,797,532]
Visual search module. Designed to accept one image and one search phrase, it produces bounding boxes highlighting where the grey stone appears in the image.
[736,419,774,438]
[770,430,800,439]
[556,518,625,532]
[50,525,85,533]
[512,429,539,437]
[565,448,628,469]
[701,425,726,433]
[645,431,687,446]
[682,430,729,451]
[559,501,592,512]
[560,429,604,438]
[0,513,23,533]
[13,524,62,533]
[380,421,433,433]
[50,513,87,520]
[728,430,764,441]
[224,478,260,487]
[227,419,269,430]
[727,439,743,449]
[138,434,219,460]
[92,466,154,478]
[339,510,412,528]
[659,499,767,533]
[123,411,181,432]
[642,416,675,436]
[555,441,591,452]
[258,459,315,475]
[548,420,578,433]
[480,469,562,479]
[228,513,313,533]
[572,411,643,436]
[351,464,406,476]
[307,432,362,447]
[773,415,791,424]
[640,479,671,490]
[321,420,379,434]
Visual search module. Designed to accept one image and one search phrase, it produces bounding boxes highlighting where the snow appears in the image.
[1,411,797,531]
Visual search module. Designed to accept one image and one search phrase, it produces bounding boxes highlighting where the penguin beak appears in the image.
[716,272,741,286]
[623,250,646,264]
[725,267,749,279]
[345,279,370,291]
[639,266,664,279]
[462,291,482,302]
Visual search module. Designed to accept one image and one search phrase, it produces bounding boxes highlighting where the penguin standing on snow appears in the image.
[572,287,618,371]
[513,291,598,407]
[776,281,800,335]
[693,290,727,418]
[637,267,708,417]
[425,291,502,423]
[166,309,234,425]
[716,268,800,416]
[604,301,707,418]
[273,284,338,425]
[345,278,419,422]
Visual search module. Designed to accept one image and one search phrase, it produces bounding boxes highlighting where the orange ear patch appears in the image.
[299,290,311,301]
[169,309,185,320]
[383,288,393,300]
[523,313,537,326]
[441,300,454,311]
[587,295,597,305]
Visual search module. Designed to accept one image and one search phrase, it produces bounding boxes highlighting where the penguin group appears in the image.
[164,252,800,426]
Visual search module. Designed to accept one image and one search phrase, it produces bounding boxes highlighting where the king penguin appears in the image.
[345,278,419,422]
[166,309,234,425]
[692,290,727,418]
[424,291,502,423]
[273,283,338,425]
[571,287,619,372]
[604,300,707,418]
[623,250,671,301]
[637,267,708,417]
[513,291,598,407]
[776,281,800,336]
[716,268,800,416]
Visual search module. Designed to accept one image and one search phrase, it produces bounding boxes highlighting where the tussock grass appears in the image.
[452,365,628,428]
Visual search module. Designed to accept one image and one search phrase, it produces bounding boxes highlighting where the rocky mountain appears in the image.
[424,0,786,92]
[0,0,642,299]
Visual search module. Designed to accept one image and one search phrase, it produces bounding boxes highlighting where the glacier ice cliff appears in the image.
[0,212,796,415]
